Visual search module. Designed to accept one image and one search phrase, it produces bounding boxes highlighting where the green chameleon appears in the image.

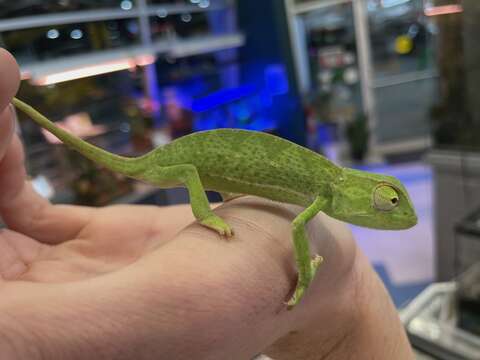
[12,97,417,308]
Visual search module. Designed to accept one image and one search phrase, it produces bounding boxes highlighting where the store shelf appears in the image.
[167,33,245,58]
[146,1,233,18]
[0,1,233,32]
[20,32,245,82]
[0,9,137,32]
[372,69,439,89]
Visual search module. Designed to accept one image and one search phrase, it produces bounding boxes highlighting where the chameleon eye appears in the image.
[373,184,400,211]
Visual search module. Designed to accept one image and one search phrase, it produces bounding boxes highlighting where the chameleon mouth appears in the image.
[396,213,418,229]
[408,213,418,227]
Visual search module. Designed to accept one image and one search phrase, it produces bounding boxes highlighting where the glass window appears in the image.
[367,0,438,144]
[368,0,437,78]
[374,79,437,143]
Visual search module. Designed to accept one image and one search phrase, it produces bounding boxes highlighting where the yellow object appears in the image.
[395,35,413,55]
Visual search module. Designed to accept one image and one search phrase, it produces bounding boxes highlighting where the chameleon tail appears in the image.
[11,97,145,178]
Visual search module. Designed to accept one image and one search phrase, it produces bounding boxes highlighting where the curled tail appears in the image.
[12,97,145,178]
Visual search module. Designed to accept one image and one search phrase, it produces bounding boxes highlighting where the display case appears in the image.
[1,0,244,206]
[285,0,443,159]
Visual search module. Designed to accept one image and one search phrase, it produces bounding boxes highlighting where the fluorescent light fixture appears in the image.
[424,4,463,16]
[31,55,155,86]
[135,54,156,66]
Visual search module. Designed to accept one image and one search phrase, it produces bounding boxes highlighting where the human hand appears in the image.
[0,48,413,360]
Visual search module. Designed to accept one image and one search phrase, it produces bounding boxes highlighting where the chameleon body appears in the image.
[12,98,417,307]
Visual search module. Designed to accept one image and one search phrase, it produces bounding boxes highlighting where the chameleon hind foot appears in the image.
[201,215,234,237]
[286,254,323,309]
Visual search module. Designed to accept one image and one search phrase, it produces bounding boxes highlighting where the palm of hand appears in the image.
[0,204,191,285]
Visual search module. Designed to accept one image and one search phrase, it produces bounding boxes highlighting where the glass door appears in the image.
[287,0,366,157]
[291,1,363,121]
[367,0,438,153]
[287,0,439,156]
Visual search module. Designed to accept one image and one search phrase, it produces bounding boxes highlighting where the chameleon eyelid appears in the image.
[372,183,400,211]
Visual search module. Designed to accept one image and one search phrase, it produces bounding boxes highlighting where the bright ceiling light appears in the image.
[31,55,155,86]
[198,0,210,8]
[424,4,463,16]
[120,0,133,10]
[46,29,60,39]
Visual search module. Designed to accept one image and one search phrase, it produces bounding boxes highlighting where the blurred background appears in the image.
[1,0,479,358]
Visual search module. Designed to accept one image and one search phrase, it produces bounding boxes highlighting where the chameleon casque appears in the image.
[12,97,417,307]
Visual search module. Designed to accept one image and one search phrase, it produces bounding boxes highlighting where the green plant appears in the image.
[346,113,369,162]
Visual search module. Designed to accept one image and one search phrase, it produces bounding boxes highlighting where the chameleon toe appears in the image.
[286,286,305,309]
[200,215,233,237]
[310,255,323,279]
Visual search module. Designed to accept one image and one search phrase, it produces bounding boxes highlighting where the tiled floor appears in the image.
[350,163,434,307]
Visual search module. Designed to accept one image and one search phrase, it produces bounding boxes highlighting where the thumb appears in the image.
[0,48,20,111]
[0,48,20,160]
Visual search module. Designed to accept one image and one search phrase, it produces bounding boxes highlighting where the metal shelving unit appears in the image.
[0,0,242,83]
[20,33,244,82]
[0,2,232,32]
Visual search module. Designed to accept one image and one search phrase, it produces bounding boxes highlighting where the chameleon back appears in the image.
[142,129,341,206]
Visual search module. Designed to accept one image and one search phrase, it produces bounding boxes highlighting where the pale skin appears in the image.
[1,48,414,359]
[12,96,417,307]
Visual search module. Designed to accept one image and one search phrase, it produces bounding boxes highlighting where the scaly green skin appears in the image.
[12,97,417,308]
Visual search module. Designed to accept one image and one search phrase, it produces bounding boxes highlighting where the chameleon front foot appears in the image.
[286,255,323,309]
[201,215,234,237]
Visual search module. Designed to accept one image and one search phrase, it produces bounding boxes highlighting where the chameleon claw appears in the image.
[285,255,324,310]
[285,286,305,309]
[225,227,234,237]
[201,215,234,238]
[310,254,323,278]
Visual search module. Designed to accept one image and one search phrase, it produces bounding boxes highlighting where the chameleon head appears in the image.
[328,168,417,230]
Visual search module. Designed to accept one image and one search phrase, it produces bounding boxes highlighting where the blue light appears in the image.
[194,109,228,131]
[264,64,289,96]
[235,106,251,121]
[259,90,273,108]
[192,85,257,113]
[244,117,276,132]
